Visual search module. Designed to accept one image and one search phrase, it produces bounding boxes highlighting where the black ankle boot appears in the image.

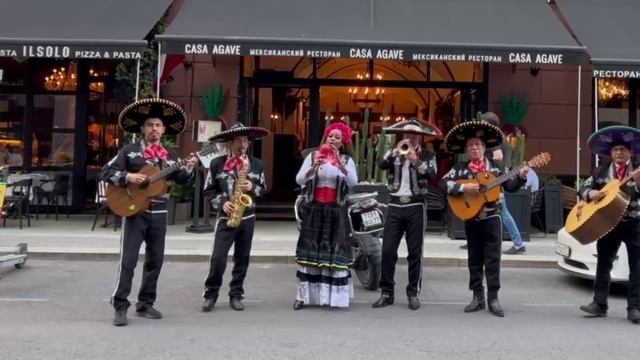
[464,290,485,313]
[487,291,504,317]
[372,293,394,308]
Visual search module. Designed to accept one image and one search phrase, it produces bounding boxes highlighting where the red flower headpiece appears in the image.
[324,122,352,144]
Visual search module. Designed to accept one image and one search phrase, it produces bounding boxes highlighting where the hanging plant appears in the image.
[197,85,226,119]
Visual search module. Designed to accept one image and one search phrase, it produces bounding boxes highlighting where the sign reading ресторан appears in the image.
[172,41,582,64]
[0,44,142,59]
[593,68,640,79]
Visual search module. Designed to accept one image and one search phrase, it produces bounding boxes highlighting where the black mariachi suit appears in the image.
[579,162,640,311]
[441,158,524,294]
[101,142,193,311]
[378,147,437,297]
[203,155,266,301]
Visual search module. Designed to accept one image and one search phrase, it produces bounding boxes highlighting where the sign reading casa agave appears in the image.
[168,41,582,65]
[0,44,142,59]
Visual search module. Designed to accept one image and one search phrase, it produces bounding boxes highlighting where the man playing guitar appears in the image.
[440,121,528,317]
[578,125,640,324]
[101,98,197,326]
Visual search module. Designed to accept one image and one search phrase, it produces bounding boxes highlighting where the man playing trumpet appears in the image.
[373,118,441,310]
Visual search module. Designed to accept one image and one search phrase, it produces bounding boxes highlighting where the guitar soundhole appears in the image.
[139,180,150,190]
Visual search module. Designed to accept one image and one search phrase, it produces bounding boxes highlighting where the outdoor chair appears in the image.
[426,186,447,231]
[35,173,70,220]
[2,178,32,229]
[92,180,119,231]
[530,188,545,234]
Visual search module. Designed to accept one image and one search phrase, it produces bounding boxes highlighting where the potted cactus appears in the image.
[500,94,528,168]
[350,109,392,204]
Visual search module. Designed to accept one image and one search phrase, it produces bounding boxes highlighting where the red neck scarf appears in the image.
[468,159,486,174]
[616,163,628,181]
[143,144,169,161]
[224,156,245,172]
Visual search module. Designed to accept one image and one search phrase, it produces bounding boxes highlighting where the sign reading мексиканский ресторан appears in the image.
[0,45,142,59]
[175,42,580,65]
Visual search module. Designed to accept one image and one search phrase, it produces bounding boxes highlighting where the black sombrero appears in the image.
[208,122,270,143]
[118,98,187,135]
[444,121,504,153]
[382,118,442,137]
[587,125,640,157]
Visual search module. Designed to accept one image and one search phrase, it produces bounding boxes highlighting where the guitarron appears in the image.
[106,147,214,217]
[448,152,551,221]
[565,173,635,245]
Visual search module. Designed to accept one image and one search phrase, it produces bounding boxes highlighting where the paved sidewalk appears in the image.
[0,215,561,267]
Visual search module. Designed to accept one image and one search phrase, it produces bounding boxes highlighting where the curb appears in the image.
[6,250,559,269]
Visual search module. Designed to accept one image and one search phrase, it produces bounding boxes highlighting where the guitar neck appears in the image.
[146,147,216,184]
[485,163,528,190]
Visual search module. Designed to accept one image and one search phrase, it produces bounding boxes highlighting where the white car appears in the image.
[555,227,629,283]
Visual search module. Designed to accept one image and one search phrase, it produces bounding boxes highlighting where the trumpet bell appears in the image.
[399,143,411,155]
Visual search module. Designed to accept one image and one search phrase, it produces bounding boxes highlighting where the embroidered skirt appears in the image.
[295,201,353,307]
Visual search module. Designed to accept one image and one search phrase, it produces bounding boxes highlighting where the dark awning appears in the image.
[558,0,640,78]
[158,0,584,65]
[0,0,172,59]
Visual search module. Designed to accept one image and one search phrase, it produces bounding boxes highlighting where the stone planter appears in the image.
[542,185,563,233]
[168,198,193,225]
[447,189,532,241]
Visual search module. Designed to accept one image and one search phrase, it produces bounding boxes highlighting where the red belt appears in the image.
[314,187,337,204]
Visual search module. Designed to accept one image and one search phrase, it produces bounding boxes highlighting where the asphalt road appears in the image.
[0,260,636,360]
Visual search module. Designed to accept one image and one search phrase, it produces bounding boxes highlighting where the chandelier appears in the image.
[348,72,384,108]
[598,78,628,102]
[43,61,106,94]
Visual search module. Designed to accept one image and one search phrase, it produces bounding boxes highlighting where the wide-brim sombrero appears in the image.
[587,125,640,157]
[382,118,442,137]
[118,98,187,135]
[445,121,504,153]
[208,122,270,143]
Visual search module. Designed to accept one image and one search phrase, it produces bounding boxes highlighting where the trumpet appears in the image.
[398,142,411,156]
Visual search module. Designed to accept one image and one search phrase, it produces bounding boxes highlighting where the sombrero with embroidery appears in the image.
[208,122,270,143]
[587,125,640,157]
[382,118,442,137]
[444,121,504,153]
[118,98,187,135]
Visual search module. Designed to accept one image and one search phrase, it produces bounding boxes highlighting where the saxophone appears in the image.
[227,157,253,228]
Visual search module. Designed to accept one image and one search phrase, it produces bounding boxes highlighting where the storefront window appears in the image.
[32,94,76,167]
[597,78,629,128]
[0,58,27,88]
[0,94,25,167]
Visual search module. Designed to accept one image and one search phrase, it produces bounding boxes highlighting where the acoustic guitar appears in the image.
[448,153,551,221]
[564,170,639,245]
[106,147,216,217]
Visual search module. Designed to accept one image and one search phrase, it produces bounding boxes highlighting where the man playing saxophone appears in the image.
[201,122,269,312]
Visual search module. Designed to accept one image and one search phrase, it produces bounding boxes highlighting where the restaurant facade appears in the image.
[3,0,640,212]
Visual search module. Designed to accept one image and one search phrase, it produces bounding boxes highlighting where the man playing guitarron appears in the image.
[578,125,640,324]
[102,98,198,326]
[441,121,528,317]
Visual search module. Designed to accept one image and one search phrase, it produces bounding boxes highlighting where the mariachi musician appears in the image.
[372,118,440,311]
[101,98,198,327]
[440,121,528,317]
[578,125,640,324]
[201,122,269,312]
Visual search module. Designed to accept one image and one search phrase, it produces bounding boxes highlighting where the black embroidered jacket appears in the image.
[100,142,193,207]
[205,155,266,217]
[378,147,437,197]
[579,161,640,220]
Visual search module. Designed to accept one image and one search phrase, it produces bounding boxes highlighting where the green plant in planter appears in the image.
[170,182,194,203]
[198,85,226,119]
[539,174,563,186]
